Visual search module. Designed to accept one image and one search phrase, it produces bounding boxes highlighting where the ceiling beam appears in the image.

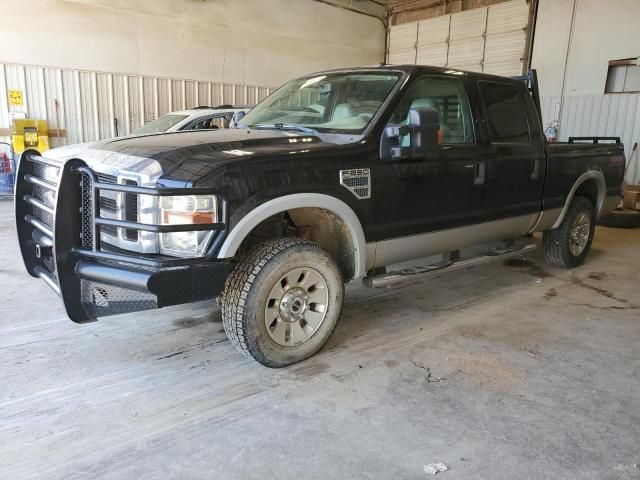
[311,0,389,25]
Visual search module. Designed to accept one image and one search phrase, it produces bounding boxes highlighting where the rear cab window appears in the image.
[478,81,531,144]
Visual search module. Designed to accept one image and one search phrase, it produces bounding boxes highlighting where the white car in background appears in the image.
[131,105,253,135]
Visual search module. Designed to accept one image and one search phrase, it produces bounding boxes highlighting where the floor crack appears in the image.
[409,359,445,383]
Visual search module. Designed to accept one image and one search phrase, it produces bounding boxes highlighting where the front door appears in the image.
[370,74,480,242]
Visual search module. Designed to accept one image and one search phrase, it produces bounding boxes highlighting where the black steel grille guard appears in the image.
[15,151,230,323]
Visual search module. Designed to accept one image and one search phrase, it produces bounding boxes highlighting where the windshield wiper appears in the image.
[251,123,319,136]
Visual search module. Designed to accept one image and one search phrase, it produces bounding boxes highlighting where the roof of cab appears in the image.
[308,64,525,85]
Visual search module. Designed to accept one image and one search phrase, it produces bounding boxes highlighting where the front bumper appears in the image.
[15,152,231,323]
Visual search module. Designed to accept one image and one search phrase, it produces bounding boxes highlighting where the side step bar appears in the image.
[363,243,537,288]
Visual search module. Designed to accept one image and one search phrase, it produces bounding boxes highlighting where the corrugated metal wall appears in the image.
[541,94,640,184]
[0,62,274,149]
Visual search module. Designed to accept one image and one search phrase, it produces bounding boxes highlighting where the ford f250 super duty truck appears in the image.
[15,66,625,367]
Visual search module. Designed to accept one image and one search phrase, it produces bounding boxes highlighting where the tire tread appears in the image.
[543,196,594,268]
[221,238,339,365]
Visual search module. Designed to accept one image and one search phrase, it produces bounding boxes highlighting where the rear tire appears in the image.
[221,238,344,367]
[543,196,595,268]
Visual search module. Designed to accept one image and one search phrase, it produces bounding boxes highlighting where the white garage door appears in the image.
[387,0,530,77]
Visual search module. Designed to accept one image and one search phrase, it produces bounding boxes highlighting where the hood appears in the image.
[96,128,326,160]
[45,129,337,185]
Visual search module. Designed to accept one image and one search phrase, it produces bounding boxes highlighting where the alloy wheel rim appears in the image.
[569,211,591,256]
[264,267,329,347]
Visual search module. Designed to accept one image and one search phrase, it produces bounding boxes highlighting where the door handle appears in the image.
[530,158,540,180]
[474,161,486,185]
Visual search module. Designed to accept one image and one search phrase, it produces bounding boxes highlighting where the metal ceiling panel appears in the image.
[222,84,236,105]
[258,87,271,103]
[389,47,417,65]
[172,80,186,111]
[449,8,487,41]
[111,75,129,137]
[61,70,82,144]
[483,61,523,77]
[5,64,27,114]
[416,43,448,67]
[389,22,419,51]
[185,80,198,110]
[143,77,156,124]
[447,38,484,67]
[555,93,640,182]
[486,0,529,34]
[24,66,47,123]
[456,64,484,73]
[235,85,247,105]
[417,16,450,46]
[198,82,211,107]
[211,84,223,107]
[484,30,526,64]
[42,68,65,147]
[127,76,142,132]
[391,0,530,75]
[157,79,172,116]
[96,73,115,140]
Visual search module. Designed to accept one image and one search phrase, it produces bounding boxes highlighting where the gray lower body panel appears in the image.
[367,214,536,269]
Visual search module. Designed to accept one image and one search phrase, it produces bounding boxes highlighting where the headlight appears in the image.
[159,195,219,257]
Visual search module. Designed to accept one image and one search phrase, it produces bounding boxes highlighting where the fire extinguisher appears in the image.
[0,141,14,173]
[1,152,10,173]
[544,120,559,142]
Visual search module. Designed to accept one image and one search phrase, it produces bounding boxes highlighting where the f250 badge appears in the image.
[339,169,371,200]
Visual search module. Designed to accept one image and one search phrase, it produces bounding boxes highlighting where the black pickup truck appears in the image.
[15,65,625,367]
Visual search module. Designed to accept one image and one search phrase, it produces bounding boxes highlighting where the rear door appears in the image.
[474,80,546,222]
[371,74,480,240]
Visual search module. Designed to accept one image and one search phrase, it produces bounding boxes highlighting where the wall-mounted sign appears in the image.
[8,89,23,106]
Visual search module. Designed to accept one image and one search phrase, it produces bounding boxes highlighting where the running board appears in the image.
[363,243,537,288]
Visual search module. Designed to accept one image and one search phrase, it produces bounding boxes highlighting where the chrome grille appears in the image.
[97,173,117,184]
[123,179,139,241]
[81,172,140,247]
[102,225,118,237]
[80,173,94,248]
[100,196,117,212]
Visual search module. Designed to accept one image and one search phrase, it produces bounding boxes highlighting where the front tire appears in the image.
[221,238,344,367]
[543,196,596,268]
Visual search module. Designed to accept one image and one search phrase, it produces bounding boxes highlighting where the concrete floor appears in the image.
[1,198,639,480]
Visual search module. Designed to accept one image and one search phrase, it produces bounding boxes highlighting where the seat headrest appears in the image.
[410,98,439,112]
[332,103,353,120]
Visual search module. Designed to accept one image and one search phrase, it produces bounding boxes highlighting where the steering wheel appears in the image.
[302,106,322,114]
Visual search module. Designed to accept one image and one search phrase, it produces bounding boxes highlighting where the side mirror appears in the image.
[380,107,440,160]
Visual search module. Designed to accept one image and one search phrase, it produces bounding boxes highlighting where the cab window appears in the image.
[188,114,229,130]
[478,82,530,144]
[388,75,474,144]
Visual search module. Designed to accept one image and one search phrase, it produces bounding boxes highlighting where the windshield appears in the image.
[133,114,188,135]
[239,72,402,134]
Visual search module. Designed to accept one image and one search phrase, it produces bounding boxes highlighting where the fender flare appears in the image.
[551,170,606,229]
[217,193,368,279]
